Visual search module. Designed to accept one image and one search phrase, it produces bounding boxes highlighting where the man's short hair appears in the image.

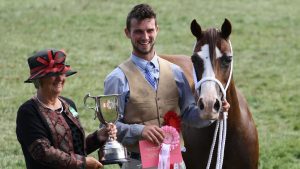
[126,3,157,31]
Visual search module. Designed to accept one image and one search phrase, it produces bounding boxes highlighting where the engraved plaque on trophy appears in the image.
[84,93,128,165]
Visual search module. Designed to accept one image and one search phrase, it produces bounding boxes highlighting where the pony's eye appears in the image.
[220,55,232,67]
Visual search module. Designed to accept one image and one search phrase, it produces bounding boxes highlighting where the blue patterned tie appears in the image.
[144,63,156,90]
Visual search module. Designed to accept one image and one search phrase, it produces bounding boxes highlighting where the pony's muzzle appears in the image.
[198,97,222,120]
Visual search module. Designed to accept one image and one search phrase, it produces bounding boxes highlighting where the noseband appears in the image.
[192,40,233,169]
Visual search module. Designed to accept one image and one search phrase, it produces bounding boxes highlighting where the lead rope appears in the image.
[192,41,233,169]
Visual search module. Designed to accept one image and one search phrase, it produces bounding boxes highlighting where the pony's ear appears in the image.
[221,18,232,39]
[191,19,202,39]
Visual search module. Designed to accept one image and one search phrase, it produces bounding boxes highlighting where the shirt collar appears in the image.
[130,53,159,70]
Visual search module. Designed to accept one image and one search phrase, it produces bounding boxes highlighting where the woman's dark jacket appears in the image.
[16,96,103,169]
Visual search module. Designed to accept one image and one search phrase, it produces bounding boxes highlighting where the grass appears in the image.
[0,0,299,168]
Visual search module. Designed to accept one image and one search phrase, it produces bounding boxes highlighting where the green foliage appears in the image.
[0,0,299,168]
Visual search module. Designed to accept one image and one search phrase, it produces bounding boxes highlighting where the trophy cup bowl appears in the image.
[84,94,128,165]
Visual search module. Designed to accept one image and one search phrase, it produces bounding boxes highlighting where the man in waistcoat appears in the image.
[104,4,230,169]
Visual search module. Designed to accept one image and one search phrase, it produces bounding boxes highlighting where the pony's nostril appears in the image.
[214,99,221,111]
[199,98,204,110]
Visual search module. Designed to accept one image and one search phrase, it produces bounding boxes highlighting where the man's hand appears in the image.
[141,125,164,145]
[222,100,230,112]
[86,156,103,169]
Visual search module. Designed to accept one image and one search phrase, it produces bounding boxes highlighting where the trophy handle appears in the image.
[84,93,106,123]
[84,93,95,109]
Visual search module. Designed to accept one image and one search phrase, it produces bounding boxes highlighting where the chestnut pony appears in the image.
[161,19,259,169]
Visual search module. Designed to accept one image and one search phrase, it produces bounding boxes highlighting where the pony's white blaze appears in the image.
[197,44,218,107]
[215,47,222,59]
[197,44,214,78]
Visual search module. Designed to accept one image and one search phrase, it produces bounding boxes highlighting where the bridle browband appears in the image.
[192,40,233,169]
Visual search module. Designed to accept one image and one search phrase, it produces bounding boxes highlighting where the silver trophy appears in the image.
[84,93,128,165]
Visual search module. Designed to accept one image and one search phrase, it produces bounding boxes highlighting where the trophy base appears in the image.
[98,140,129,165]
[101,158,129,165]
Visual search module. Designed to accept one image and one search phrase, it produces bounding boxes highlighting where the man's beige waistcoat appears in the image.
[119,57,180,152]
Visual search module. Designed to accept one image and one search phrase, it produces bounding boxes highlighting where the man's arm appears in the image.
[103,68,145,146]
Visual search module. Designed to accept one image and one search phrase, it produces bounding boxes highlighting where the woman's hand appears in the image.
[97,123,117,142]
[106,123,117,140]
[86,156,103,169]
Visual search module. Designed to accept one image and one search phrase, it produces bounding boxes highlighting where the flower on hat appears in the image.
[24,49,76,83]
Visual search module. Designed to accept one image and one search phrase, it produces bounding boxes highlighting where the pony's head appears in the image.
[191,19,233,120]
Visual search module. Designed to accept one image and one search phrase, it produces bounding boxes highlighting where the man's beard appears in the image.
[132,41,155,55]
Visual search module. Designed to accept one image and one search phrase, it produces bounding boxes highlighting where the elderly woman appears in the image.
[16,49,116,169]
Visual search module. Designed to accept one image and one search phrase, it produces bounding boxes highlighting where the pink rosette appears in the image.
[161,125,180,150]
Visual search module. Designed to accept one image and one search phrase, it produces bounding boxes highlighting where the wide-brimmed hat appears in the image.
[24,49,77,83]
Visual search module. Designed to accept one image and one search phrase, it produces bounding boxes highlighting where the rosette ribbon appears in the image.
[158,126,180,169]
[163,111,181,133]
